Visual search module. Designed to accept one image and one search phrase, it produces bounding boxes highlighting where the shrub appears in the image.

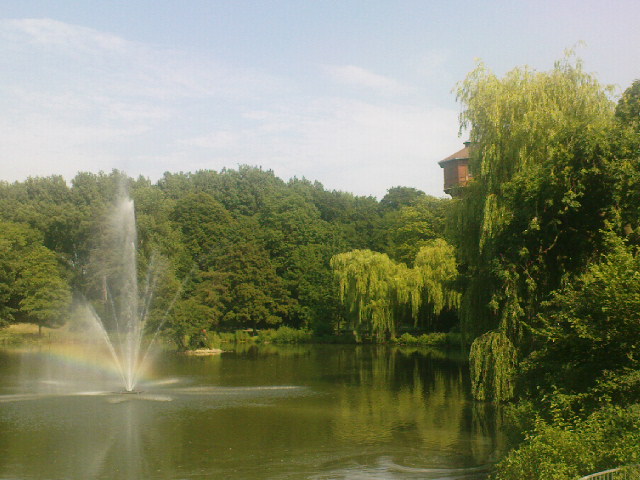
[393,332,461,347]
[256,326,312,344]
[217,332,236,344]
[234,330,252,343]
[207,331,222,348]
[494,404,640,480]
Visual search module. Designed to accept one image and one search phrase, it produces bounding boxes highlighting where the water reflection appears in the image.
[0,345,507,479]
[326,347,503,470]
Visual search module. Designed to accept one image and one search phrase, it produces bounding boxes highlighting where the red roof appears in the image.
[438,145,470,167]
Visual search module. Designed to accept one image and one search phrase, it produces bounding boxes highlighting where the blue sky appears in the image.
[1,1,639,198]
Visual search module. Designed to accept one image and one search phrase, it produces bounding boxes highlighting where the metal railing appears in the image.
[580,465,640,480]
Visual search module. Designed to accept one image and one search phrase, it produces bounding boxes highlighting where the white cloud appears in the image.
[323,65,411,94]
[2,18,128,53]
[0,18,459,198]
[0,19,279,178]
[181,131,240,150]
[1,18,280,100]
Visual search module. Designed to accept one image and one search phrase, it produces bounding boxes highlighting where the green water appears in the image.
[0,345,506,479]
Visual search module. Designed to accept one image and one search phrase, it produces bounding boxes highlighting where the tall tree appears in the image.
[454,54,619,401]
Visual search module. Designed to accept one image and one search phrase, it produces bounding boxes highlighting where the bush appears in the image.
[256,326,312,344]
[393,332,461,347]
[522,234,640,412]
[494,404,640,480]
[217,332,236,343]
[206,331,222,348]
[309,331,357,344]
[234,330,253,343]
[255,328,277,343]
[494,426,596,480]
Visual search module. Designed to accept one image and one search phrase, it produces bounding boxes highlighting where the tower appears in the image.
[438,141,472,196]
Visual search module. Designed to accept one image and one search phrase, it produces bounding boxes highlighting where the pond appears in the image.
[0,344,506,479]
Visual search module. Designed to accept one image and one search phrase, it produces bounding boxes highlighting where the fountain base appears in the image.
[118,390,143,395]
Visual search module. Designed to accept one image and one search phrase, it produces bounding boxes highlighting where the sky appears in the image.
[1,1,639,198]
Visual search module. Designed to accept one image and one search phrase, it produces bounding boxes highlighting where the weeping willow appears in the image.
[454,52,617,401]
[414,238,461,316]
[330,239,460,340]
[469,331,517,402]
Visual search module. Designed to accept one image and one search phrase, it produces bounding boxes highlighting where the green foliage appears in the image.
[0,162,457,348]
[494,404,640,480]
[205,239,295,330]
[331,249,404,339]
[379,186,425,211]
[1,166,413,341]
[256,326,313,344]
[384,195,450,265]
[15,246,71,328]
[521,233,640,415]
[331,239,460,340]
[171,192,235,268]
[163,297,216,350]
[453,52,621,401]
[615,79,640,130]
[450,63,640,476]
[414,239,461,316]
[233,329,252,343]
[469,331,517,402]
[392,332,461,348]
[0,221,71,329]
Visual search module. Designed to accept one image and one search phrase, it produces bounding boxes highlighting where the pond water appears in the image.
[0,344,506,479]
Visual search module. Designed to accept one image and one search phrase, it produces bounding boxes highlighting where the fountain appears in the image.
[85,193,161,393]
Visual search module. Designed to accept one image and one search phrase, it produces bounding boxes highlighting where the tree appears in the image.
[330,240,459,340]
[379,186,425,211]
[170,192,235,269]
[384,195,450,265]
[163,297,217,350]
[208,239,294,330]
[331,250,406,340]
[453,53,618,400]
[0,222,71,332]
[615,79,640,129]
[521,234,640,414]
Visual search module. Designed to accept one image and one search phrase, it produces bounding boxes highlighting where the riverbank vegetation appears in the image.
[1,53,639,478]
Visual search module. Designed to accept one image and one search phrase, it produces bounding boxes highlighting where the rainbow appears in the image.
[17,342,159,388]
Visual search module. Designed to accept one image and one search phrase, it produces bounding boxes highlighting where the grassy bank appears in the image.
[0,323,61,346]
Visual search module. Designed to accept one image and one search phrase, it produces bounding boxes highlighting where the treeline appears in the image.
[452,54,640,479]
[0,167,453,346]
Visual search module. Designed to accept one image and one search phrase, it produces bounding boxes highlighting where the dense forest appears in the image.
[2,54,640,479]
[0,167,454,345]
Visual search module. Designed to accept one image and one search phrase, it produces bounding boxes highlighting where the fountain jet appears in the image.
[86,193,157,393]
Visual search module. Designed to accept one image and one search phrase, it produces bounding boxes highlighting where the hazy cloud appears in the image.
[178,98,460,197]
[323,65,411,94]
